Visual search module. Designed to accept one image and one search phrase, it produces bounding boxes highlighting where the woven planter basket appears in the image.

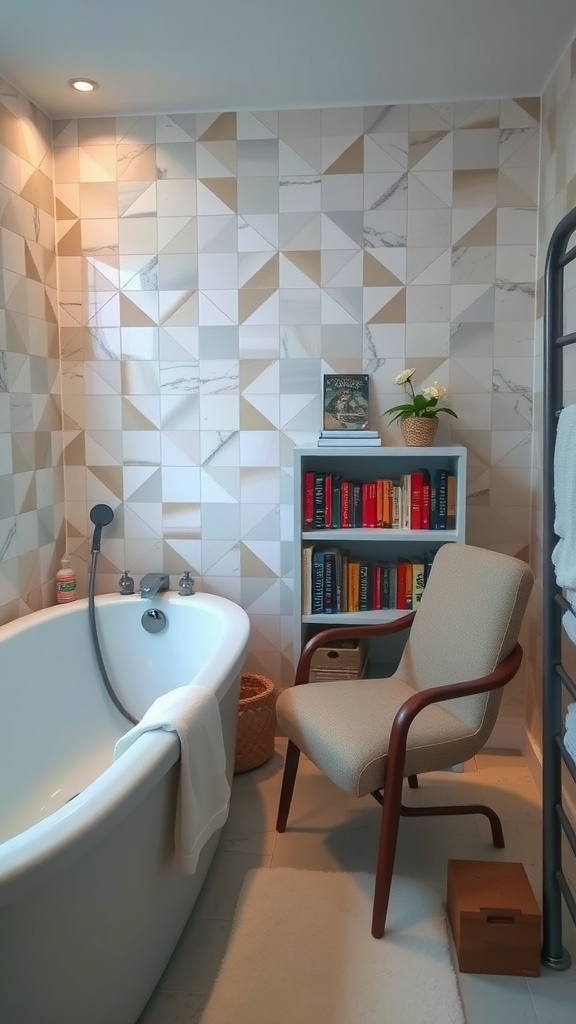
[234,673,277,773]
[400,416,439,447]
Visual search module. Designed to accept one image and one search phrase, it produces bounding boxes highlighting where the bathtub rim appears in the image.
[0,591,250,903]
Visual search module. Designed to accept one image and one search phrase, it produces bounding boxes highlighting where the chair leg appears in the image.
[407,774,419,789]
[276,740,301,832]
[371,760,405,939]
[399,802,505,848]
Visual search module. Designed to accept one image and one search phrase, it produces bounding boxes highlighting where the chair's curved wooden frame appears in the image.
[276,615,523,938]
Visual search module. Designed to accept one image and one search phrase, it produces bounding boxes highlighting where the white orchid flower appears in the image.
[394,368,416,386]
[422,382,448,401]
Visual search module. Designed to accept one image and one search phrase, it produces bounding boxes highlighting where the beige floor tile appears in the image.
[456,972,538,1024]
[192,850,271,920]
[137,989,208,1024]
[154,917,234,993]
[271,829,348,871]
[476,751,534,771]
[218,827,277,855]
[286,771,350,829]
[526,972,576,1023]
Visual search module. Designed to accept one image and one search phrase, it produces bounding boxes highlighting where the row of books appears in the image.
[303,469,457,531]
[302,546,439,615]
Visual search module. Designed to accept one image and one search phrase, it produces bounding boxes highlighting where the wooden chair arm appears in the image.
[387,643,523,769]
[294,613,416,686]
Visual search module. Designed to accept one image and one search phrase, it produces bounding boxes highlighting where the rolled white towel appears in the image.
[552,406,576,643]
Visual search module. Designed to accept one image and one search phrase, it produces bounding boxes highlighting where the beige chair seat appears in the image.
[277,676,473,797]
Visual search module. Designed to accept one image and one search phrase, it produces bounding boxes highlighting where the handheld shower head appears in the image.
[90,504,114,552]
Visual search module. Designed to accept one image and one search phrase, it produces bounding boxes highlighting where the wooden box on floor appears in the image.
[447,859,541,977]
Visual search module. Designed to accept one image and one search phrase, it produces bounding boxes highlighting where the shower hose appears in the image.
[88,548,139,726]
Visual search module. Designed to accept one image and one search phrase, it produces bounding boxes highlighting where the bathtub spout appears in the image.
[139,573,169,599]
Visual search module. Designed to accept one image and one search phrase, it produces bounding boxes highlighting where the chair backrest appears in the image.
[394,543,534,734]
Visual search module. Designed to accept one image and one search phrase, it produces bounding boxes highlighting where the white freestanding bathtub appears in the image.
[0,592,250,1024]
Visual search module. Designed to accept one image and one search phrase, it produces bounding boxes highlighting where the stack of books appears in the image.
[317,430,381,447]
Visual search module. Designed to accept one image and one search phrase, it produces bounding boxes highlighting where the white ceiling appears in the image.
[0,0,575,119]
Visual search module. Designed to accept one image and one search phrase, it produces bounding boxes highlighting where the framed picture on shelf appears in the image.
[323,373,370,431]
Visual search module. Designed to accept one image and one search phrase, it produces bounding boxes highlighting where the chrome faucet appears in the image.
[139,573,169,599]
[178,570,195,596]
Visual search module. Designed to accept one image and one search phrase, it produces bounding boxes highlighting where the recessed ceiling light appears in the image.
[68,78,99,93]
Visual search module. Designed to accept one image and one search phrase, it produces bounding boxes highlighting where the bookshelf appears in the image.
[293,445,467,673]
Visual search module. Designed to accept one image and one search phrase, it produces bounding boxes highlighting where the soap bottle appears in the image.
[56,557,77,604]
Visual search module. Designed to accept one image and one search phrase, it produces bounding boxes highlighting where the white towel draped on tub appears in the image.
[552,404,576,644]
[114,685,231,873]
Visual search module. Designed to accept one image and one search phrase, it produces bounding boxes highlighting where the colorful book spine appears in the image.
[392,482,401,529]
[421,469,431,530]
[341,480,351,527]
[311,550,325,613]
[351,482,362,527]
[396,561,407,609]
[410,472,423,530]
[412,562,426,607]
[303,471,314,528]
[436,469,448,530]
[446,474,456,530]
[331,474,342,529]
[323,551,336,613]
[324,472,332,528]
[301,544,313,615]
[313,473,325,529]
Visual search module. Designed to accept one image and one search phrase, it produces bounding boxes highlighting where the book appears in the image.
[313,472,326,529]
[421,469,431,530]
[323,550,336,613]
[436,469,448,530]
[410,472,424,531]
[319,429,379,438]
[311,550,325,613]
[447,474,457,530]
[301,544,314,615]
[412,561,426,606]
[331,474,342,529]
[351,481,362,527]
[359,562,370,611]
[324,472,333,528]
[303,471,314,528]
[341,480,352,527]
[322,373,370,431]
[317,437,381,447]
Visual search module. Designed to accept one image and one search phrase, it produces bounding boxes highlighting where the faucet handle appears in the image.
[178,570,195,596]
[119,570,135,595]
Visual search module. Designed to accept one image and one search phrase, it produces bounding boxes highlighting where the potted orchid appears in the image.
[385,368,457,446]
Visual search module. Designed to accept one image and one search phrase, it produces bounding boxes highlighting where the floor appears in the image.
[138,741,576,1024]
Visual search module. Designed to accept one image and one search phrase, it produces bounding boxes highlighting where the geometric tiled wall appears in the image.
[0,83,542,696]
[0,75,63,625]
[52,100,540,687]
[527,33,576,753]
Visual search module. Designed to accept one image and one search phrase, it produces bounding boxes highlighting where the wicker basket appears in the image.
[234,673,277,773]
[400,416,439,447]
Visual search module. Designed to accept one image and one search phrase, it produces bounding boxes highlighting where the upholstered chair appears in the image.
[276,543,534,938]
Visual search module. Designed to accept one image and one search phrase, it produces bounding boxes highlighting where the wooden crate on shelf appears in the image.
[309,638,368,681]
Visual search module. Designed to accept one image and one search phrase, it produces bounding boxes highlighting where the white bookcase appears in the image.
[293,445,467,671]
